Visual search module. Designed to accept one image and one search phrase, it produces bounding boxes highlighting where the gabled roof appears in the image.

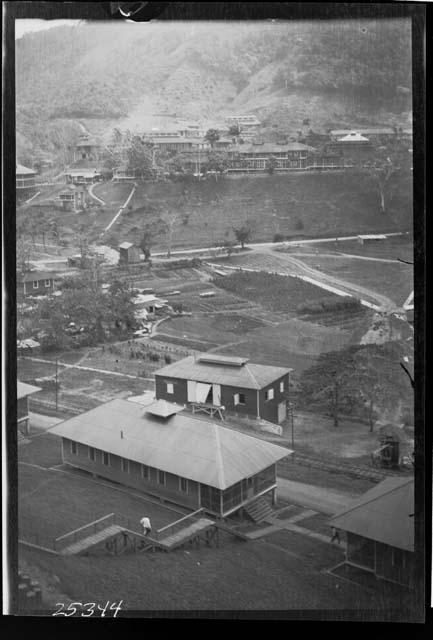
[50,398,291,489]
[119,242,135,250]
[337,132,371,143]
[155,355,292,390]
[330,477,414,552]
[16,164,36,175]
[20,271,54,283]
[17,380,41,399]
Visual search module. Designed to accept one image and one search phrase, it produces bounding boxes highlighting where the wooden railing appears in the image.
[154,508,204,541]
[53,513,115,551]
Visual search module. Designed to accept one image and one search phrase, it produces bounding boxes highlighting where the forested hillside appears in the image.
[16,20,412,161]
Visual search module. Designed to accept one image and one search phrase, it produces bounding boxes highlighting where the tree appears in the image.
[159,210,183,258]
[126,136,155,179]
[228,124,241,140]
[204,128,220,148]
[348,343,412,431]
[233,222,253,249]
[106,280,136,332]
[16,237,33,274]
[357,140,412,215]
[266,155,278,175]
[137,220,165,261]
[205,150,230,180]
[299,349,358,427]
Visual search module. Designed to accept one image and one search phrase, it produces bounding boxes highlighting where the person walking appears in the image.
[140,517,152,537]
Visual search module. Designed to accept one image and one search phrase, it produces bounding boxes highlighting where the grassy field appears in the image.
[295,256,413,307]
[114,172,412,251]
[212,271,343,314]
[24,173,411,255]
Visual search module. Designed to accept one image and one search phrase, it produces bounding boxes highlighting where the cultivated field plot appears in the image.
[159,313,267,346]
[295,256,413,307]
[212,271,343,314]
[110,172,412,252]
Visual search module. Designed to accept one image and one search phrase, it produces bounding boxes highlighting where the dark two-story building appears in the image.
[154,354,292,425]
[50,398,291,518]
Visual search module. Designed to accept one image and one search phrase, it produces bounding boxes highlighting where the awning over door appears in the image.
[196,383,211,404]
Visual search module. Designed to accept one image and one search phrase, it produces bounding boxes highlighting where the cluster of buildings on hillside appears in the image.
[16,116,413,197]
[16,347,416,588]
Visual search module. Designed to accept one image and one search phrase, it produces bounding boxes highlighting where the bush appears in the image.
[164,354,172,364]
[273,233,285,243]
[295,220,304,230]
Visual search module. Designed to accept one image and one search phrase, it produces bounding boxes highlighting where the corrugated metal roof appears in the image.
[330,478,414,551]
[17,380,41,399]
[155,355,292,390]
[337,132,370,142]
[50,399,291,489]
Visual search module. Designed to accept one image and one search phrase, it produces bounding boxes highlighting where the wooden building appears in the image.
[330,477,415,589]
[50,398,291,518]
[18,271,55,297]
[64,167,101,185]
[155,354,292,425]
[228,142,315,173]
[72,134,100,163]
[357,234,387,245]
[17,381,41,435]
[119,242,141,264]
[58,184,87,212]
[16,163,37,193]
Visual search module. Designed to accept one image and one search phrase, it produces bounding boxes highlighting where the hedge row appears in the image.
[297,296,362,314]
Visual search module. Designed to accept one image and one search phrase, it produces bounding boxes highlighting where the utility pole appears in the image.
[55,358,58,411]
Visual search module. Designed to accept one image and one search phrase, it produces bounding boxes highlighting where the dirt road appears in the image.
[277,478,356,515]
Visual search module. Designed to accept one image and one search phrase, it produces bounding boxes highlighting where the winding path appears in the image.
[101,183,137,236]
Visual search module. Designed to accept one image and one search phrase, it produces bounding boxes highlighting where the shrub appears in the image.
[294,220,304,230]
[273,233,285,243]
[164,354,172,364]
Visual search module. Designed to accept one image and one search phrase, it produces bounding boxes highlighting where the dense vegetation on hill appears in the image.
[16,20,412,161]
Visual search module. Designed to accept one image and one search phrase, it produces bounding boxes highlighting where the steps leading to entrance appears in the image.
[243,497,274,523]
[60,525,124,555]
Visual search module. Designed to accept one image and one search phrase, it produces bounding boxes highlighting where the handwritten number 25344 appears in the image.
[53,601,123,617]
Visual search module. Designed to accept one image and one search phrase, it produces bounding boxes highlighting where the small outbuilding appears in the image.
[17,380,41,434]
[357,234,387,245]
[18,271,55,297]
[119,242,142,264]
[330,477,415,589]
[155,353,292,425]
[50,398,291,517]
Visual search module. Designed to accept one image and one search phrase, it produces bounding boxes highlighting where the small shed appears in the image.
[17,380,41,434]
[119,242,141,264]
[330,478,415,588]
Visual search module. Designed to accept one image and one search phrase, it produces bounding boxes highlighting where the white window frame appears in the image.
[102,451,110,466]
[121,457,130,473]
[166,382,174,394]
[234,393,240,405]
[179,477,189,493]
[280,381,284,393]
[45,279,51,287]
[70,441,77,455]
[33,281,38,289]
[88,447,95,462]
[266,388,274,401]
[158,470,166,485]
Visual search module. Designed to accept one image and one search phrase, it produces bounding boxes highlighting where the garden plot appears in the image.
[159,313,267,347]
[213,271,343,315]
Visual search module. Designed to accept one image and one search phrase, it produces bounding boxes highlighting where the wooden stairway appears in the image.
[243,497,274,523]
[59,525,125,556]
[157,517,215,551]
